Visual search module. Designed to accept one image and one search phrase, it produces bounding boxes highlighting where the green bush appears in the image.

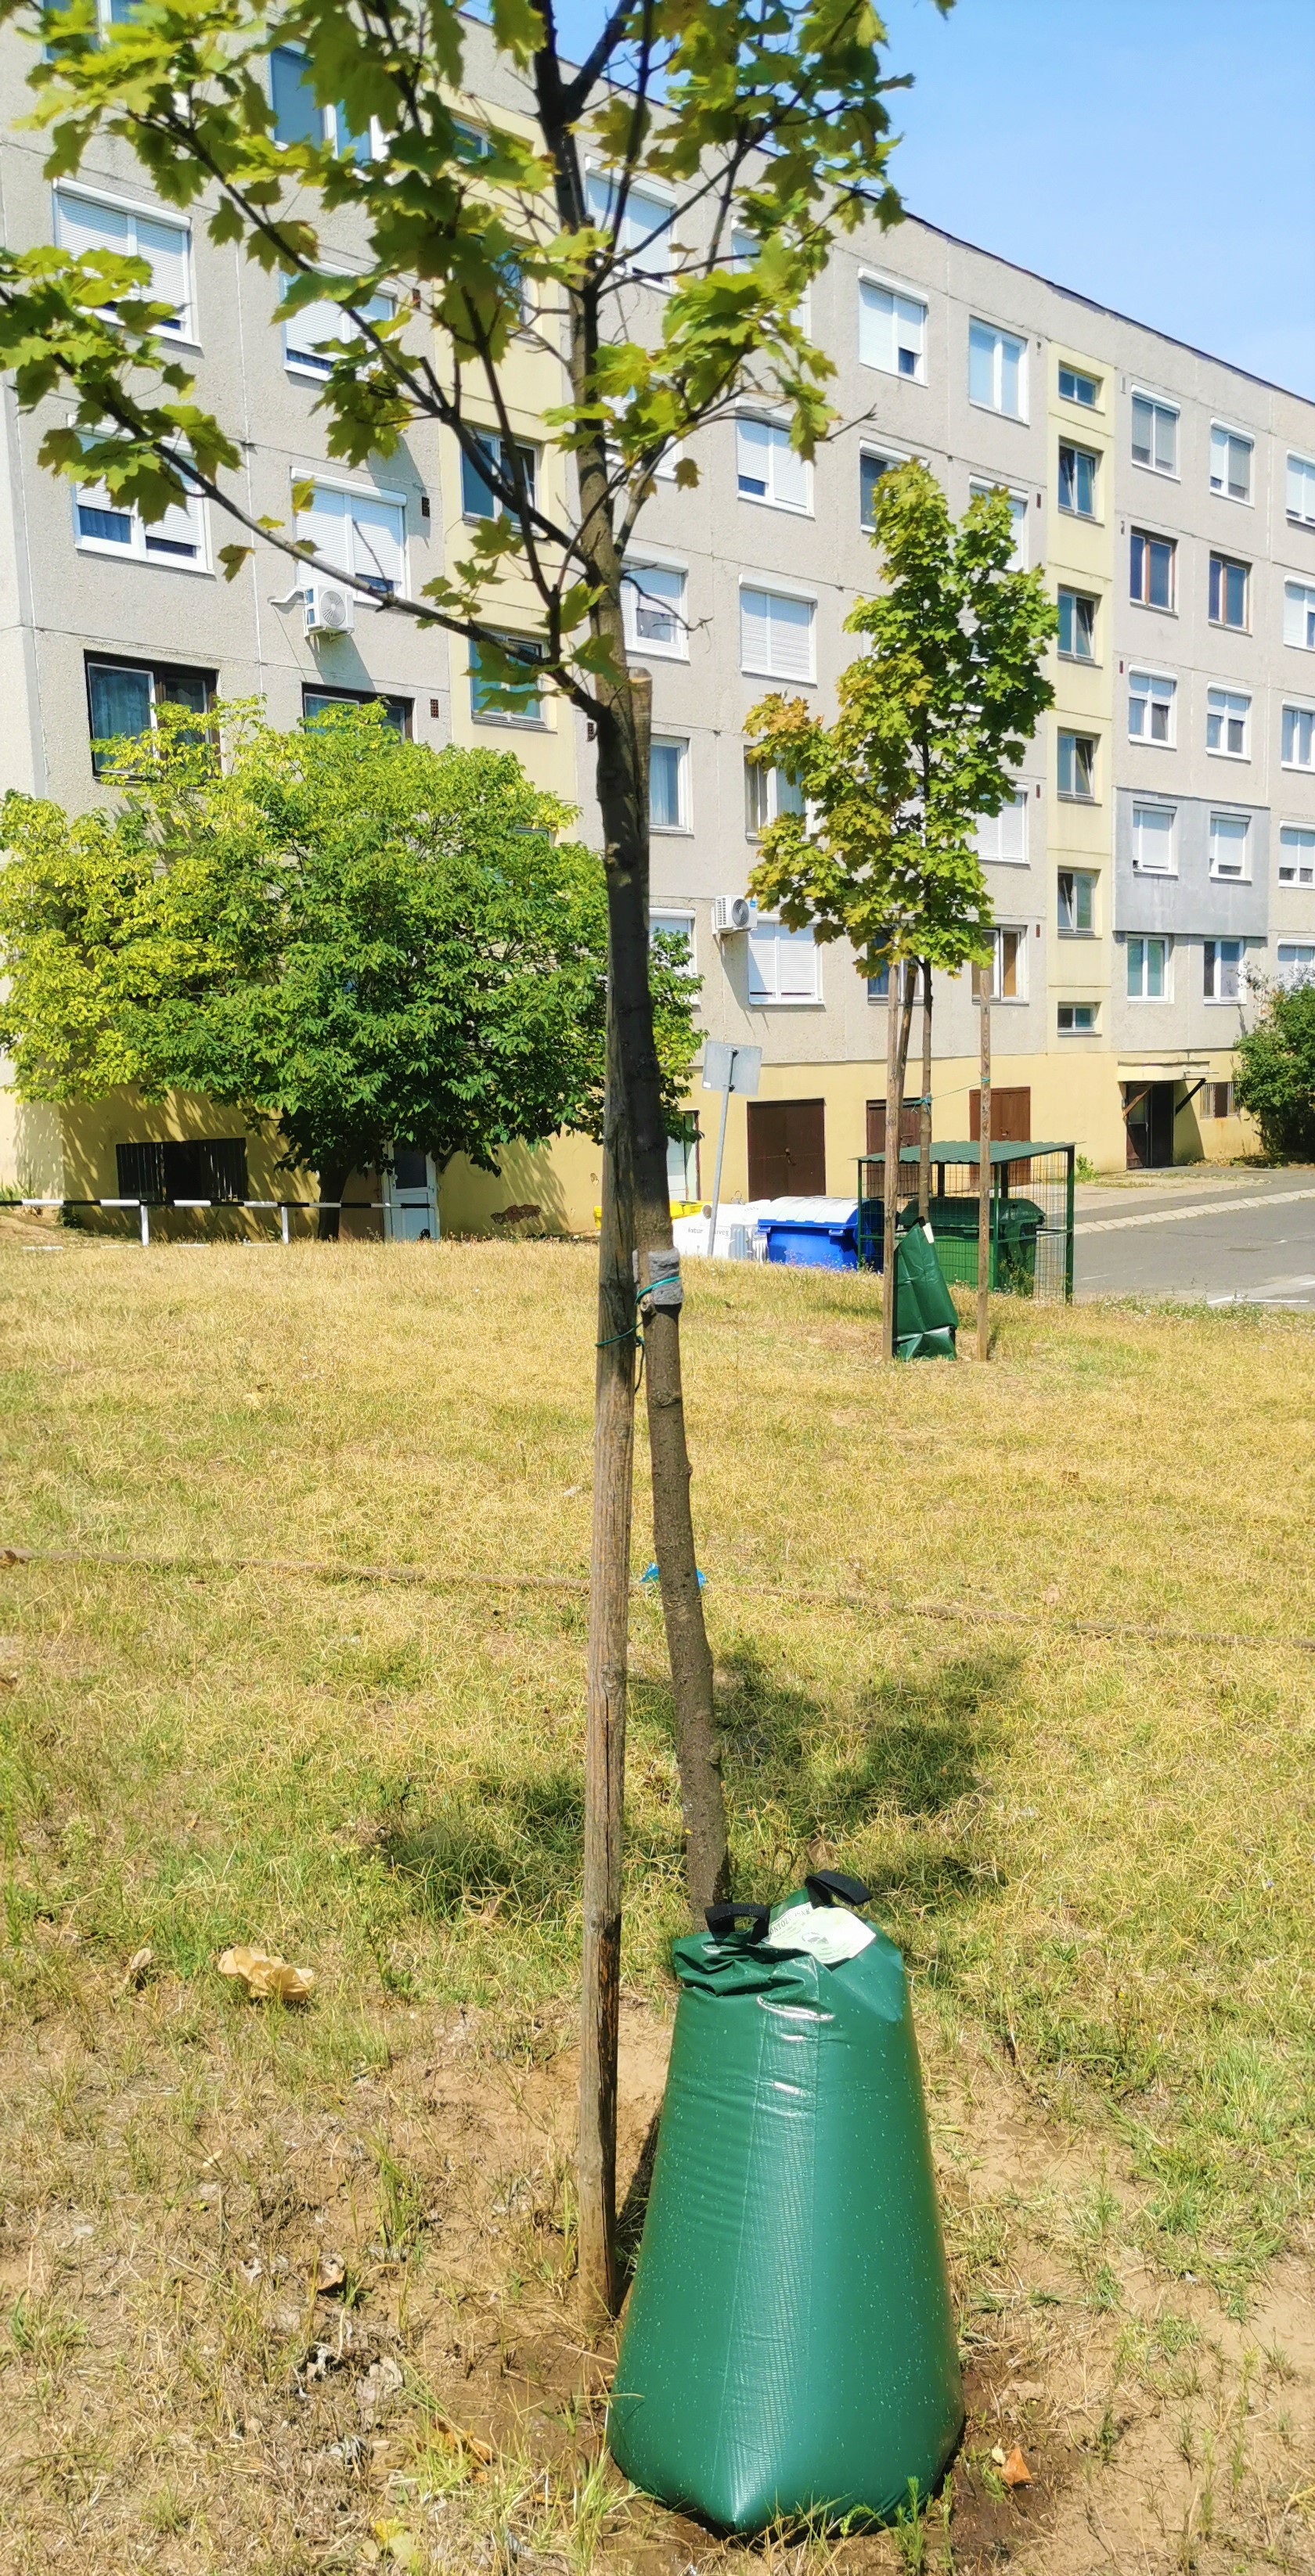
[1233,983,1315,1160]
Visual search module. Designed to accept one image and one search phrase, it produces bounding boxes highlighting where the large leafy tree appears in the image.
[1232,977,1315,1162]
[0,707,700,1228]
[746,460,1055,1345]
[0,0,951,2307]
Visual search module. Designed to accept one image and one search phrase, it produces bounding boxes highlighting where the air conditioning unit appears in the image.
[304,578,355,638]
[712,895,752,937]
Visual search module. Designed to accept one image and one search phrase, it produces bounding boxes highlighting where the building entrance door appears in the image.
[1124,1082,1176,1170]
[384,1149,439,1239]
[747,1099,827,1198]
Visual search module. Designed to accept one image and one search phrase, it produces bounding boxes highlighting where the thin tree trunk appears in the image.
[977,967,992,1361]
[880,961,903,1362]
[897,957,917,1100]
[919,962,933,1222]
[578,1024,636,2325]
[315,1158,349,1243]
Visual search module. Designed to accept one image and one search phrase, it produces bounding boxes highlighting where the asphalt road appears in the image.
[1073,1166,1315,1307]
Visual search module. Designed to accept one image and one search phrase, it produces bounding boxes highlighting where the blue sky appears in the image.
[857,0,1315,397]
[545,0,1315,398]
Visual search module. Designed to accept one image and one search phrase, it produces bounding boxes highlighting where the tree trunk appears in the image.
[880,962,903,1362]
[316,1159,349,1243]
[919,963,933,1222]
[578,1024,636,2324]
[976,968,992,1361]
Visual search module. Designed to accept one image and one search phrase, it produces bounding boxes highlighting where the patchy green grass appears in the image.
[1,1236,1313,2571]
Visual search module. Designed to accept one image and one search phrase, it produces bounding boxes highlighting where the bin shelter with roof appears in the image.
[856,1142,1075,1302]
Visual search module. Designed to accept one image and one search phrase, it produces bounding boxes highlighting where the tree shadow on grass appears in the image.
[376,1768,588,1923]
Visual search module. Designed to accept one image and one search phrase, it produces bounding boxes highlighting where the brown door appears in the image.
[969,1085,1031,1142]
[747,1098,827,1198]
[865,1101,922,1155]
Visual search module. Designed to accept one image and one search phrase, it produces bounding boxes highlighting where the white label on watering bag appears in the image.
[763,1903,876,1966]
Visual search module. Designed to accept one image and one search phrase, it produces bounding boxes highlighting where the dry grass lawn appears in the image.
[1,1224,1313,2575]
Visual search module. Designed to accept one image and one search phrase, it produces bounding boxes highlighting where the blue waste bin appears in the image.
[759,1211,859,1270]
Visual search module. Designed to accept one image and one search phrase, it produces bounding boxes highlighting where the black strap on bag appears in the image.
[804,1869,871,1910]
[704,1901,771,1943]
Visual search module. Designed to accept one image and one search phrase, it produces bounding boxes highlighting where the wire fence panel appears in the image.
[856,1144,1075,1303]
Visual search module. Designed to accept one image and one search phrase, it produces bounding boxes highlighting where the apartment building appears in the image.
[5,19,1315,1225]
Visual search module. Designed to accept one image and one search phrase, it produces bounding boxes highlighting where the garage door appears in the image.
[747,1099,827,1199]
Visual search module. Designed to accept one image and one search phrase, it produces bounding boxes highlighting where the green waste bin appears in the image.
[913,1195,1043,1295]
[609,1874,964,2532]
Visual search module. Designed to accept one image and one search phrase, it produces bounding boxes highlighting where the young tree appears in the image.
[1232,977,1315,1161]
[0,707,700,1230]
[745,460,1055,1352]
[0,0,949,2311]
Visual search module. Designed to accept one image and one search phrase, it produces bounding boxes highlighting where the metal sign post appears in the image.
[701,1040,762,1258]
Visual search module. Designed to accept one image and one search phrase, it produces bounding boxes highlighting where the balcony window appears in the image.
[1057,730,1096,800]
[1057,442,1097,516]
[1057,869,1095,935]
[1057,588,1097,660]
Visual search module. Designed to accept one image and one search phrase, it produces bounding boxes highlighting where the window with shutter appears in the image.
[740,586,815,682]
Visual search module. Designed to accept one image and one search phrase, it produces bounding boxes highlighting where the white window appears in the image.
[650,908,694,959]
[1204,937,1244,1001]
[736,415,809,513]
[1057,730,1096,800]
[990,925,1027,1001]
[1206,686,1250,759]
[295,480,405,595]
[968,318,1026,418]
[1210,423,1253,502]
[1131,393,1178,476]
[74,454,207,570]
[1128,669,1176,743]
[1284,581,1315,650]
[1126,934,1169,999]
[859,448,899,531]
[468,632,544,725]
[973,790,1028,864]
[282,276,394,377]
[744,756,804,836]
[53,185,194,340]
[622,560,687,658]
[859,278,927,381]
[585,171,672,282]
[740,585,815,682]
[1058,441,1098,517]
[1278,824,1315,885]
[1132,803,1176,873]
[731,230,810,333]
[1057,868,1096,934]
[650,736,690,830]
[269,46,372,157]
[1057,1002,1098,1033]
[969,480,1028,567]
[1058,363,1101,408]
[460,433,536,522]
[1282,703,1315,768]
[747,911,820,1004]
[1057,588,1097,660]
[1288,453,1315,527]
[1209,812,1251,880]
[1277,941,1315,986]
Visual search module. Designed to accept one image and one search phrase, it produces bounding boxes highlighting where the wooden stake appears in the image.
[976,962,992,1362]
[918,962,933,1224]
[881,959,902,1362]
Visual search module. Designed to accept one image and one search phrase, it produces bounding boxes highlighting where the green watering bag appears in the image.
[609,1874,964,2532]
[893,1218,958,1362]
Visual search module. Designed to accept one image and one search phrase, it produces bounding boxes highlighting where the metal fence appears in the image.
[856,1142,1075,1303]
[2,1196,398,1246]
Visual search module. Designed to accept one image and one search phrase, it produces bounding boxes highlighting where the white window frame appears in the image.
[735,412,811,515]
[1209,421,1254,505]
[1283,579,1315,652]
[281,272,394,380]
[1130,390,1179,479]
[268,45,376,160]
[650,908,696,967]
[1127,667,1176,746]
[969,479,1029,568]
[990,923,1029,1003]
[739,578,816,684]
[294,470,407,599]
[584,165,675,286]
[74,444,209,574]
[857,273,928,383]
[1057,1001,1099,1034]
[53,181,196,344]
[973,790,1029,865]
[968,317,1027,420]
[1203,937,1245,1002]
[1205,685,1252,762]
[859,444,903,531]
[1057,729,1097,802]
[650,734,691,833]
[468,630,546,729]
[1277,823,1315,886]
[1209,811,1252,883]
[1131,802,1177,876]
[1281,700,1315,772]
[1126,934,1172,1002]
[1057,440,1100,520]
[744,754,804,837]
[1275,941,1315,988]
[746,907,821,1006]
[1057,867,1097,937]
[1288,452,1315,528]
[1057,362,1101,409]
[621,556,689,661]
[1057,585,1098,662]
